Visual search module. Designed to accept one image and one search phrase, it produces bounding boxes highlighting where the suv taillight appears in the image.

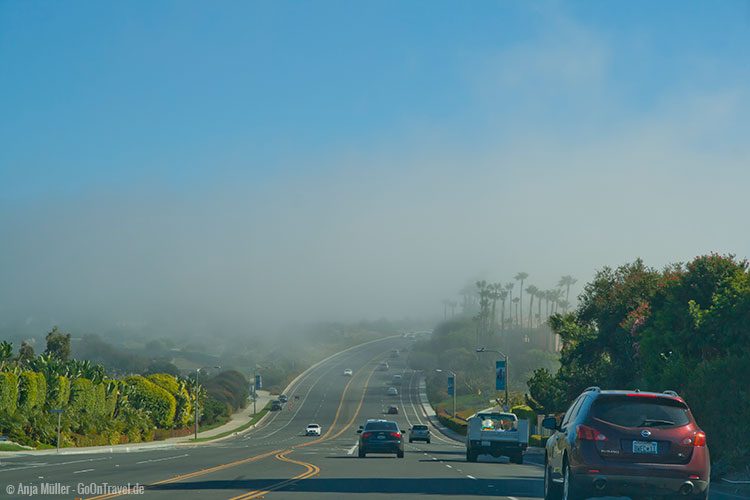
[681,431,706,447]
[576,424,607,441]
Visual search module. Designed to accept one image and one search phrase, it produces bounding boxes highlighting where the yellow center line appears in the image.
[227,354,382,500]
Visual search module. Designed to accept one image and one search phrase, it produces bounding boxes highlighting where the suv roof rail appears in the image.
[583,386,601,393]
[663,390,680,397]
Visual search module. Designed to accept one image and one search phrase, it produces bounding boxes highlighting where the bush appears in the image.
[529,434,549,447]
[437,408,467,435]
[18,371,46,412]
[123,375,176,429]
[47,375,71,409]
[147,374,192,428]
[511,404,536,422]
[0,372,19,415]
[204,370,249,412]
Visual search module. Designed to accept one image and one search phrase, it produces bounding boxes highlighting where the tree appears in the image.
[558,275,578,311]
[512,297,520,325]
[45,326,71,361]
[505,283,514,326]
[0,341,13,370]
[18,341,35,365]
[526,285,539,328]
[514,273,529,327]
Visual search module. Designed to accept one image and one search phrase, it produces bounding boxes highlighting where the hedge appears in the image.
[123,375,176,429]
[437,408,467,435]
[47,375,71,409]
[18,372,46,412]
[0,372,19,415]
[69,378,107,419]
[147,374,191,428]
[529,434,549,447]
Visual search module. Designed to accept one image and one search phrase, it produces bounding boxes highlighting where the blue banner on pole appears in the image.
[447,375,455,396]
[255,374,263,390]
[495,360,506,391]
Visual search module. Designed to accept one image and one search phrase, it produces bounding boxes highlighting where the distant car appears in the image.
[270,400,283,411]
[390,349,400,358]
[357,419,404,458]
[387,386,398,396]
[409,424,430,443]
[278,394,288,403]
[391,374,402,385]
[387,405,399,415]
[543,387,710,499]
[377,361,389,371]
[343,368,353,376]
[305,423,321,436]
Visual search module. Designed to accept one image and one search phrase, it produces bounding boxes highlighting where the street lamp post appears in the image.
[476,347,509,410]
[194,366,220,440]
[435,369,457,418]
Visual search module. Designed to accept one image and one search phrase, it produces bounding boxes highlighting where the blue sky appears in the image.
[1,1,749,329]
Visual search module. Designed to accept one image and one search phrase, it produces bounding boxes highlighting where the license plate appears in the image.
[481,440,490,447]
[632,440,658,454]
[377,435,386,439]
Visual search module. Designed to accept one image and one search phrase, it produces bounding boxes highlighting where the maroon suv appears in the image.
[543,387,710,500]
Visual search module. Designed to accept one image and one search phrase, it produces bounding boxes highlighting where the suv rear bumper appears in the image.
[576,473,709,496]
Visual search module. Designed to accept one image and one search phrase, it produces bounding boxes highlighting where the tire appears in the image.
[466,450,477,462]
[397,450,404,458]
[358,448,366,458]
[426,440,431,444]
[544,462,563,500]
[510,452,523,464]
[409,439,413,443]
[562,461,586,500]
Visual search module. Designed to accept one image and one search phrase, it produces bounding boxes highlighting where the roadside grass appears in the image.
[0,443,28,452]
[189,403,271,443]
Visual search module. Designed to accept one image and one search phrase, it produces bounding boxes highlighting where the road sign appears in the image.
[254,374,262,390]
[495,360,507,391]
[447,375,455,396]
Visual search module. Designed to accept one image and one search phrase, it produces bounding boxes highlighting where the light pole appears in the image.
[194,365,220,440]
[476,347,509,410]
[435,369,457,418]
[49,409,64,453]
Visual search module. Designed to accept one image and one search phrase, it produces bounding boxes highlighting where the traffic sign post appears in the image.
[49,409,64,453]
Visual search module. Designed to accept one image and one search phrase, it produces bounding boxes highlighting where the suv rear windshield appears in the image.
[365,421,398,431]
[592,395,690,428]
[412,425,428,430]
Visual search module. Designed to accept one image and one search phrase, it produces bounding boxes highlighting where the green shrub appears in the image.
[436,409,467,435]
[47,375,71,409]
[18,372,46,412]
[0,372,19,415]
[147,374,191,428]
[123,375,176,429]
[529,434,549,447]
[511,404,536,423]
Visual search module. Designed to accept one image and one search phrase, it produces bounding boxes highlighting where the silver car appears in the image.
[408,424,430,443]
[387,386,398,396]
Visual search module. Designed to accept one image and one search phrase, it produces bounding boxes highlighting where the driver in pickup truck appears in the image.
[481,417,494,430]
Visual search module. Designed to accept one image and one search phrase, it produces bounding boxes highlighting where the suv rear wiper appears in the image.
[639,419,675,427]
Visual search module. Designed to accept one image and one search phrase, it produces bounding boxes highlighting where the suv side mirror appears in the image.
[542,416,558,431]
[357,429,362,434]
[401,429,406,433]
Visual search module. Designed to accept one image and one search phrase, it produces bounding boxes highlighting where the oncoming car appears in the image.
[305,423,321,436]
[343,368,353,376]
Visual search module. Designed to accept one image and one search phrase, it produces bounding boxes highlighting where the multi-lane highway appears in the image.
[0,336,546,499]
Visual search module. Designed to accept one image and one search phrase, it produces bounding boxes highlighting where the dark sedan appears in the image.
[358,419,404,458]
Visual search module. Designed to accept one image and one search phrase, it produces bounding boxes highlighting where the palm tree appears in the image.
[0,341,13,370]
[514,272,529,327]
[512,297,520,325]
[558,275,577,311]
[498,290,508,333]
[526,285,539,328]
[449,301,458,317]
[505,282,514,326]
[442,299,450,320]
[536,289,543,325]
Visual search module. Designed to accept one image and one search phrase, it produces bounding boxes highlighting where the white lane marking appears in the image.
[346,443,358,455]
[135,453,188,464]
[467,475,476,480]
[0,457,108,473]
[508,497,520,500]
[445,464,452,468]
[73,468,94,474]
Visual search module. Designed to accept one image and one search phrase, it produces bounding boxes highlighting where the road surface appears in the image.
[0,337,744,499]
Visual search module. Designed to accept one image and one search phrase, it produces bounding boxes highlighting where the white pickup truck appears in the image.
[465,411,529,464]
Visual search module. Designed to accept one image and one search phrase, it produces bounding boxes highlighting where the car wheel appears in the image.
[358,448,366,458]
[397,450,404,458]
[409,439,413,443]
[562,461,585,500]
[544,462,563,500]
[510,452,523,464]
[466,451,477,462]
[426,440,430,444]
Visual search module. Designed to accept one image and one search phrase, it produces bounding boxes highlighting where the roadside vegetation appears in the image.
[527,254,750,474]
[0,320,400,449]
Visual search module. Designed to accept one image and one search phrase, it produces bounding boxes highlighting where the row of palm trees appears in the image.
[446,274,578,331]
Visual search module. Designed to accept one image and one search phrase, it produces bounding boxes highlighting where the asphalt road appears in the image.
[0,337,744,500]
